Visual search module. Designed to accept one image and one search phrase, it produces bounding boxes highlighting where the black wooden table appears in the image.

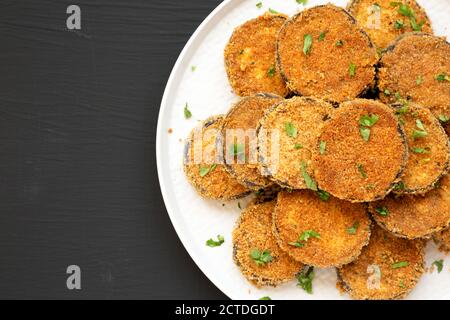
[0,0,226,299]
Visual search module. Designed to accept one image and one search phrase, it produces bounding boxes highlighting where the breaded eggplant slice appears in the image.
[313,99,408,202]
[221,94,282,190]
[433,227,450,253]
[379,33,450,122]
[337,225,425,300]
[392,103,449,194]
[257,96,334,189]
[273,190,371,268]
[369,174,450,239]
[347,0,432,49]
[232,200,304,287]
[184,115,250,200]
[276,4,378,103]
[224,12,288,97]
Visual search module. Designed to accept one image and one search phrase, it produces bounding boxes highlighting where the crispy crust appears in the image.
[183,115,250,200]
[224,13,289,97]
[433,227,450,253]
[337,225,425,300]
[392,103,449,194]
[347,0,432,49]
[257,96,334,189]
[273,190,371,268]
[232,200,304,287]
[378,33,450,121]
[369,174,450,239]
[221,94,283,190]
[276,4,378,103]
[313,99,408,202]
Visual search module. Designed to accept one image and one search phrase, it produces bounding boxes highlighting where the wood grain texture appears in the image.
[0,0,225,299]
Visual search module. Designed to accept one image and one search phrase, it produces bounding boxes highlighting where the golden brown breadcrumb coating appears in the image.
[221,93,282,190]
[273,190,371,268]
[276,4,378,103]
[433,227,450,253]
[257,96,334,189]
[347,0,432,49]
[232,200,304,287]
[370,174,450,239]
[313,99,408,202]
[184,116,250,200]
[337,225,425,300]
[378,33,450,121]
[224,13,288,97]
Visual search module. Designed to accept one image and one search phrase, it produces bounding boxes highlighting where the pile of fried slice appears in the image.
[183,2,450,300]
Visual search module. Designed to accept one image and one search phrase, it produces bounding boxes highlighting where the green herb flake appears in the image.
[375,206,389,217]
[229,143,246,160]
[250,249,273,266]
[384,89,391,96]
[267,65,276,77]
[438,115,449,123]
[199,163,217,177]
[357,163,367,179]
[296,0,307,4]
[410,16,424,31]
[206,235,224,247]
[335,40,344,47]
[303,34,313,55]
[268,8,278,14]
[394,92,402,100]
[184,103,192,119]
[191,65,197,72]
[346,221,360,235]
[415,75,423,85]
[398,4,413,17]
[393,181,405,191]
[435,73,450,82]
[392,261,409,269]
[394,20,404,29]
[349,63,356,77]
[432,259,444,273]
[256,2,262,9]
[294,143,303,149]
[316,189,330,202]
[318,32,326,41]
[399,280,406,289]
[259,296,271,300]
[395,105,409,115]
[359,114,379,142]
[299,230,321,242]
[319,141,326,154]
[285,122,297,138]
[360,127,371,142]
[411,147,430,154]
[297,267,314,294]
[301,161,318,191]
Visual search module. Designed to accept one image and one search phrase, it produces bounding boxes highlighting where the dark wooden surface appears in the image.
[0,0,226,299]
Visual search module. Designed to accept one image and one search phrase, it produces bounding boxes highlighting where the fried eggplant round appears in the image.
[378,33,450,121]
[392,103,449,194]
[257,96,334,189]
[369,174,450,239]
[232,200,304,287]
[337,225,425,300]
[224,12,288,97]
[221,93,282,190]
[273,190,371,268]
[347,0,432,49]
[184,115,250,200]
[313,99,408,202]
[276,4,378,103]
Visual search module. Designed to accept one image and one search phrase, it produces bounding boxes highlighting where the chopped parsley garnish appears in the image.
[394,20,404,29]
[393,181,405,191]
[250,249,273,266]
[285,122,297,138]
[191,65,197,72]
[375,206,389,216]
[359,114,379,142]
[296,0,308,4]
[392,261,409,269]
[259,296,271,300]
[384,89,391,95]
[256,2,262,9]
[319,141,326,154]
[294,143,303,149]
[394,92,402,100]
[411,147,430,154]
[410,16,425,31]
[415,75,423,85]
[435,73,450,82]
[303,34,313,55]
[432,259,444,273]
[357,163,367,179]
[229,143,246,160]
[184,103,192,119]
[391,2,425,31]
[199,164,217,177]
[335,40,344,47]
[206,235,224,247]
[268,8,278,14]
[297,267,314,294]
[289,230,320,248]
[399,280,406,289]
[412,119,427,139]
[318,32,326,41]
[346,221,360,235]
[438,115,450,123]
[267,65,276,77]
[349,63,356,77]
[316,189,330,202]
[301,161,318,191]
[395,105,409,115]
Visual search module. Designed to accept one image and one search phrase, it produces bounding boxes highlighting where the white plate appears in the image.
[156,0,450,299]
